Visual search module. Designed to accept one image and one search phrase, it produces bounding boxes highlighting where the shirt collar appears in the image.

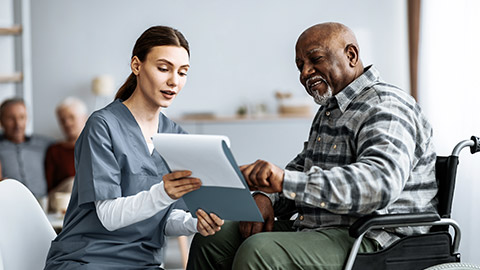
[333,65,381,113]
[0,134,30,144]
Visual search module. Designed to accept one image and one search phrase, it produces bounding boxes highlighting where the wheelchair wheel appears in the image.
[425,263,480,269]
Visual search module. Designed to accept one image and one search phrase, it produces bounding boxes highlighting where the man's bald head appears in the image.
[295,22,364,102]
[298,22,360,52]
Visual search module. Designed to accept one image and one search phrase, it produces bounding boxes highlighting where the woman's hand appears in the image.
[196,209,224,236]
[163,170,202,200]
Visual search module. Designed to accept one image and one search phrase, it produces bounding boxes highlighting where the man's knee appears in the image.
[187,221,243,270]
[232,233,276,269]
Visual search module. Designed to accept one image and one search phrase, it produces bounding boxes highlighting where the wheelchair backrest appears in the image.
[435,155,459,218]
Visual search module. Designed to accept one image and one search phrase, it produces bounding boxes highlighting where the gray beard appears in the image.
[312,85,333,106]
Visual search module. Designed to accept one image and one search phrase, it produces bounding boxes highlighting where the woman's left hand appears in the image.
[163,170,202,200]
[196,209,224,236]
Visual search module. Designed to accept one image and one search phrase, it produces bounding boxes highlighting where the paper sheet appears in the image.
[152,134,245,189]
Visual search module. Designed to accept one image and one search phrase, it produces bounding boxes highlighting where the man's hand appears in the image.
[163,170,202,200]
[239,194,274,238]
[240,160,284,193]
[196,209,224,236]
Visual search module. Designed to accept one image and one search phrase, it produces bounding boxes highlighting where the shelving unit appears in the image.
[0,25,22,35]
[0,72,23,83]
[174,113,312,124]
[0,0,33,133]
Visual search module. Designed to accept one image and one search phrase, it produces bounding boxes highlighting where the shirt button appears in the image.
[290,192,296,199]
[325,111,331,116]
[317,136,321,142]
[299,215,304,221]
[320,202,326,207]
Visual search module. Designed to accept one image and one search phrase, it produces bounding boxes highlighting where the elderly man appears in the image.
[45,97,88,194]
[0,98,53,198]
[187,22,437,269]
[45,97,88,213]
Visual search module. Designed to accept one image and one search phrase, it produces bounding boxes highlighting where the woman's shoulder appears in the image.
[86,100,127,128]
[159,112,187,134]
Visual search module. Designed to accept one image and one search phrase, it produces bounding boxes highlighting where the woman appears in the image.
[44,26,223,269]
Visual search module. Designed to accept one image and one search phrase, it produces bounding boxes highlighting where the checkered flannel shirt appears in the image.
[271,65,437,247]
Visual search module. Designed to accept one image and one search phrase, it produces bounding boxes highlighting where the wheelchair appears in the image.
[343,136,480,270]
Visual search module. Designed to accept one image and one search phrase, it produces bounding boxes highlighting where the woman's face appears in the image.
[133,45,190,108]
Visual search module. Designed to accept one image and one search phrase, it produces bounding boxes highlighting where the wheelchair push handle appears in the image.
[452,136,480,156]
[470,136,480,154]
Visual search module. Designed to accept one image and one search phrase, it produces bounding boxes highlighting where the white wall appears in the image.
[418,0,480,264]
[29,0,408,139]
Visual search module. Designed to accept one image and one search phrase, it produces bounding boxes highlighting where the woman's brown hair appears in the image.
[115,26,190,101]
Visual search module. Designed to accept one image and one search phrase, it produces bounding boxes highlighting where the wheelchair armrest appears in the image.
[349,212,441,238]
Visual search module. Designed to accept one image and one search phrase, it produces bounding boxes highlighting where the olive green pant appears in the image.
[186,220,380,270]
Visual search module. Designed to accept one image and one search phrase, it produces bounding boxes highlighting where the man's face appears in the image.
[295,30,352,104]
[57,106,86,142]
[0,103,27,144]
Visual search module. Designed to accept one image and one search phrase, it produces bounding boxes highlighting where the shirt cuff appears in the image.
[151,181,176,206]
[282,169,307,202]
[252,190,277,206]
[165,209,198,236]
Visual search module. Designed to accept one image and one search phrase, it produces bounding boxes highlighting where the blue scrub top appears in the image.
[45,99,186,270]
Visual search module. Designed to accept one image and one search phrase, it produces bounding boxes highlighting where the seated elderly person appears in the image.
[45,97,88,212]
[187,22,437,270]
[0,98,53,198]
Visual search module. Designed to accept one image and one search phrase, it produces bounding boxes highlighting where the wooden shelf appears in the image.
[174,113,313,124]
[0,73,23,83]
[0,25,22,35]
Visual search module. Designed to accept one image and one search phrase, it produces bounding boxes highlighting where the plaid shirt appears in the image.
[272,65,437,247]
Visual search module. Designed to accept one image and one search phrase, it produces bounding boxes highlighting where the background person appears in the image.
[45,97,88,212]
[0,98,53,198]
[44,25,223,270]
[187,22,437,269]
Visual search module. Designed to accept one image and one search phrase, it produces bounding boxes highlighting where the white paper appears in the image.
[152,134,245,189]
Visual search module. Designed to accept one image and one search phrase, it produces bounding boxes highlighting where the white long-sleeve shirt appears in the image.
[95,181,197,236]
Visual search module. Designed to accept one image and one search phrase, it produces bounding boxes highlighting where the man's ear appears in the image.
[131,56,141,75]
[345,44,359,67]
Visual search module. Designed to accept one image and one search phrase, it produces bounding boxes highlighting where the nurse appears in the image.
[44,26,224,269]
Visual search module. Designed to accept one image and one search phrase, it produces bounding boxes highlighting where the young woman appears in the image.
[44,26,223,270]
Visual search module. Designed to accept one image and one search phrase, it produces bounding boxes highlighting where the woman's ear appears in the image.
[345,44,359,67]
[131,56,141,75]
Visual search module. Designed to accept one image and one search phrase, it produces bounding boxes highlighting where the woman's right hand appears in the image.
[163,170,202,200]
[196,209,224,236]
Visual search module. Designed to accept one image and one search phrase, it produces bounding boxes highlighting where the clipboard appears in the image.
[152,133,264,222]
